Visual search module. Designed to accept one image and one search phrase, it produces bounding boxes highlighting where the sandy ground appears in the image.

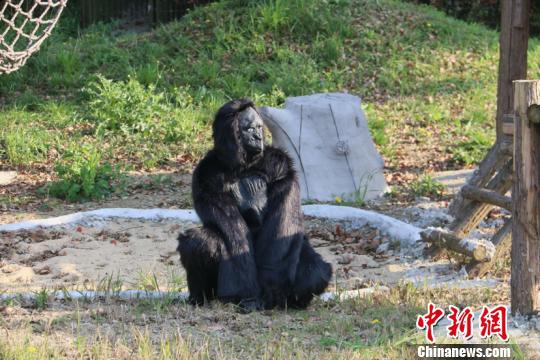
[0,217,194,292]
[0,168,501,295]
[1,215,430,293]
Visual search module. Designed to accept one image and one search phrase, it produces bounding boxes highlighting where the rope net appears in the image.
[0,0,67,74]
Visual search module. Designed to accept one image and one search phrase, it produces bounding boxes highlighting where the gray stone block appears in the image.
[260,93,387,201]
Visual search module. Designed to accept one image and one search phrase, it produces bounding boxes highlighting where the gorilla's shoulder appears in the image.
[263,146,293,165]
[192,150,224,180]
[262,146,295,179]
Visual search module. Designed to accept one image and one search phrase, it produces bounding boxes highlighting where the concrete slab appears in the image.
[261,93,387,202]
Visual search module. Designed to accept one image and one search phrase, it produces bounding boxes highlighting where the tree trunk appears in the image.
[496,0,530,141]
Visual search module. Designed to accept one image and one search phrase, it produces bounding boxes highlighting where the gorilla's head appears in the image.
[213,98,265,168]
[238,106,264,154]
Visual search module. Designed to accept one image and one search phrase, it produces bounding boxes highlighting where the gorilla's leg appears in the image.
[177,227,223,305]
[287,237,332,309]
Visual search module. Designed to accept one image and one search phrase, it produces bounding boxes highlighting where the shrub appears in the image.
[86,76,169,136]
[43,144,125,202]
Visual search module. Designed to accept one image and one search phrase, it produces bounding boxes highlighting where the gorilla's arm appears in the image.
[192,154,260,302]
[253,147,305,305]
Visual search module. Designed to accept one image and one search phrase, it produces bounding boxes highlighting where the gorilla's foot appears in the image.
[236,297,264,313]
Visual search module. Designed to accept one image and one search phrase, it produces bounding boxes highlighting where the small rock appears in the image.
[0,171,17,186]
[376,242,390,254]
[1,264,19,274]
[95,307,107,317]
[34,266,51,275]
[357,239,368,248]
[310,237,329,247]
[338,254,355,265]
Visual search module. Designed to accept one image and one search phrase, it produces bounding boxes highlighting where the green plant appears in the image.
[142,174,174,190]
[335,171,378,207]
[34,288,49,310]
[451,128,492,165]
[1,127,53,166]
[86,76,168,136]
[94,273,124,301]
[43,144,125,202]
[367,113,389,146]
[410,174,445,199]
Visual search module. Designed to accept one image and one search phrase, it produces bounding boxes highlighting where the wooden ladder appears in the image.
[448,126,514,278]
[422,129,513,278]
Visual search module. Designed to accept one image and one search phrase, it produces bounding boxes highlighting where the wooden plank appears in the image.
[495,0,530,141]
[461,184,512,210]
[448,137,512,217]
[450,159,513,238]
[467,219,512,278]
[511,79,540,315]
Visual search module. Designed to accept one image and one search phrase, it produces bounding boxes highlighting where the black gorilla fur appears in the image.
[177,98,332,311]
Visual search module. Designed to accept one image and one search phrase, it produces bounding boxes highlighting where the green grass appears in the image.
[1,0,538,195]
[0,282,522,359]
[410,173,446,199]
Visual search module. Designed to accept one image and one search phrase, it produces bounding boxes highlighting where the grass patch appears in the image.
[40,144,126,202]
[1,0,539,196]
[410,173,446,199]
[0,282,523,359]
[0,262,524,356]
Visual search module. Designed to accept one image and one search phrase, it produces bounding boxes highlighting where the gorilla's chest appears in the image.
[228,175,268,226]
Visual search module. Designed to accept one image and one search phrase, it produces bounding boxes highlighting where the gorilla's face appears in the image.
[239,107,264,154]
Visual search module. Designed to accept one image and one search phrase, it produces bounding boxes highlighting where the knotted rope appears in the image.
[0,0,67,74]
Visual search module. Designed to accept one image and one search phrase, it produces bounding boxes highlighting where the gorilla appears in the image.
[177,98,332,311]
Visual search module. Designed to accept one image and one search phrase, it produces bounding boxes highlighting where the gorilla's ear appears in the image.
[212,98,255,168]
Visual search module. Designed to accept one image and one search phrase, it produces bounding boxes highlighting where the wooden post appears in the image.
[496,0,530,141]
[511,80,540,315]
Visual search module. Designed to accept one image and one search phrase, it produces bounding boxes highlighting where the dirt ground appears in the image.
[0,213,451,294]
[0,168,506,296]
[2,169,539,358]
